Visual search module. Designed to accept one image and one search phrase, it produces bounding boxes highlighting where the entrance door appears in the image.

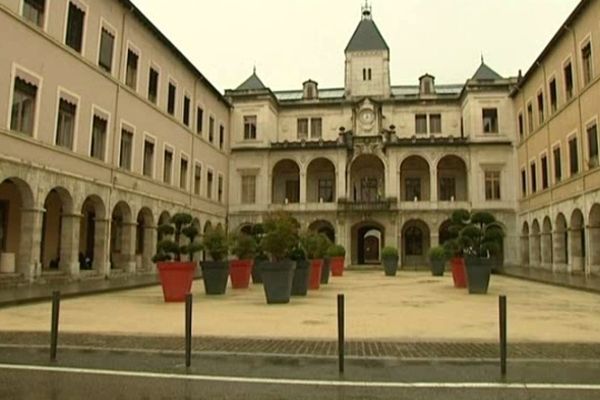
[364,236,380,262]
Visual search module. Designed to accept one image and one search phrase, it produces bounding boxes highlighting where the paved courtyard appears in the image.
[1,271,599,343]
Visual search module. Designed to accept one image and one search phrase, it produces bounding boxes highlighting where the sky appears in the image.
[132,0,581,92]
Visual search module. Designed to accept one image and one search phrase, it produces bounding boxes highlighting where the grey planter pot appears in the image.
[430,260,445,276]
[291,260,310,296]
[382,256,399,276]
[251,259,266,284]
[261,260,296,304]
[320,257,331,284]
[200,261,229,295]
[464,256,493,294]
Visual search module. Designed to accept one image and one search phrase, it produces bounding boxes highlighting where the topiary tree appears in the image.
[381,246,399,259]
[300,231,331,260]
[262,212,300,262]
[443,209,470,258]
[231,233,257,260]
[201,225,229,262]
[326,244,346,258]
[458,211,505,258]
[152,212,202,263]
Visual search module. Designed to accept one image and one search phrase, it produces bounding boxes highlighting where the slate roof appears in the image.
[345,17,389,52]
[471,62,503,80]
[236,72,268,91]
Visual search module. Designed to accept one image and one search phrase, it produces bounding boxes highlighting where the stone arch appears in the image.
[350,154,386,202]
[530,219,541,267]
[554,213,568,269]
[351,220,385,265]
[520,221,530,266]
[569,209,585,273]
[272,159,300,204]
[40,187,76,274]
[589,204,600,270]
[436,155,468,201]
[541,216,553,267]
[79,195,107,273]
[400,155,431,201]
[136,207,155,271]
[237,223,253,235]
[306,158,336,203]
[402,219,431,268]
[308,219,336,243]
[110,201,134,272]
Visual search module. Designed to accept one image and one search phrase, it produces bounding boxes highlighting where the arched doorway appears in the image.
[272,160,300,204]
[570,209,585,273]
[79,195,107,272]
[531,219,541,266]
[402,219,431,268]
[589,204,600,270]
[136,207,155,271]
[350,155,385,202]
[520,222,530,266]
[400,156,430,201]
[554,213,568,268]
[308,219,335,242]
[238,223,253,235]
[541,217,553,267]
[437,155,468,201]
[307,158,336,203]
[351,221,384,265]
[40,187,74,272]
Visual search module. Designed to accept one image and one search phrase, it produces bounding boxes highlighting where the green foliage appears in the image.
[381,246,399,258]
[449,210,505,259]
[326,244,346,258]
[300,231,331,259]
[154,213,202,262]
[289,246,307,261]
[261,212,300,261]
[428,245,449,261]
[231,233,257,260]
[202,225,229,262]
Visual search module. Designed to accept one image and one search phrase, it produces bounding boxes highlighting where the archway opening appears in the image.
[40,188,73,272]
[402,219,431,268]
[308,220,336,243]
[400,156,430,201]
[350,155,385,202]
[0,178,34,275]
[272,160,300,204]
[307,158,336,203]
[531,219,541,266]
[437,155,468,201]
[79,196,106,272]
[570,209,585,272]
[351,221,384,265]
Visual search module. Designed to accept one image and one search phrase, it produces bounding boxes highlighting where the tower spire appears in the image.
[361,0,372,19]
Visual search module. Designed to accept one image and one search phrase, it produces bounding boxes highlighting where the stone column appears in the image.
[60,213,82,278]
[122,222,137,274]
[553,230,567,272]
[520,235,530,266]
[430,169,438,202]
[143,225,157,272]
[588,226,600,275]
[94,218,110,277]
[266,173,273,204]
[530,234,541,267]
[540,232,553,270]
[299,172,307,204]
[569,228,584,273]
[18,208,44,281]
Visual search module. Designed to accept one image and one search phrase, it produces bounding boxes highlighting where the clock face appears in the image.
[360,110,374,124]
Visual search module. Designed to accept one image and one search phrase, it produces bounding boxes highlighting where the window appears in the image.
[429,114,441,134]
[125,49,138,90]
[90,115,107,161]
[285,180,300,203]
[196,107,204,134]
[541,155,549,190]
[521,169,527,197]
[549,78,558,113]
[439,178,455,201]
[484,171,501,200]
[537,92,544,124]
[569,137,579,175]
[207,171,213,199]
[218,175,223,203]
[10,78,37,136]
[553,147,562,183]
[530,162,537,193]
[23,0,45,27]
[167,82,176,115]
[582,42,593,86]
[65,2,85,53]
[180,158,188,190]
[517,113,524,140]
[98,28,114,73]
[119,128,133,170]
[243,115,257,140]
[415,114,427,134]
[405,227,423,256]
[587,123,599,164]
[310,118,322,139]
[482,108,498,133]
[405,178,421,201]
[219,125,224,149]
[297,118,308,139]
[527,103,534,133]
[241,175,256,204]
[194,164,202,195]
[163,149,173,184]
[564,62,574,100]
[318,179,333,202]
[143,140,154,177]
[183,96,190,126]
[209,117,215,143]
[362,68,372,81]
[148,67,159,104]
[55,98,76,149]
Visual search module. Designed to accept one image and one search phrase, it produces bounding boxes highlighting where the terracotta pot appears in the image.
[309,259,323,290]
[157,262,196,302]
[229,259,253,289]
[330,256,345,276]
[451,257,467,288]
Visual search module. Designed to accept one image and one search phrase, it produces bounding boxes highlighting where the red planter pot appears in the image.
[451,257,467,288]
[229,259,253,289]
[157,262,196,302]
[309,259,324,290]
[330,256,345,277]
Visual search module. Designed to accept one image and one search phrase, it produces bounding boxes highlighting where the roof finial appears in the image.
[253,64,256,75]
[361,0,372,19]
[481,52,485,64]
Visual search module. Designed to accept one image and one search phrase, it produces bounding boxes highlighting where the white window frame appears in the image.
[566,131,580,177]
[20,0,51,30]
[182,90,192,128]
[585,115,599,164]
[520,165,528,197]
[166,76,178,116]
[179,151,190,191]
[118,120,136,171]
[551,140,562,185]
[97,17,117,75]
[54,86,81,151]
[562,55,574,100]
[196,102,205,135]
[161,142,175,185]
[536,87,545,125]
[193,160,203,197]
[206,166,215,200]
[539,150,549,190]
[147,61,161,107]
[579,34,594,87]
[217,172,225,203]
[142,132,157,179]
[528,157,538,193]
[63,0,88,56]
[123,41,141,92]
[208,113,216,143]
[8,63,43,139]
[482,168,502,201]
[89,104,111,163]
[547,72,558,114]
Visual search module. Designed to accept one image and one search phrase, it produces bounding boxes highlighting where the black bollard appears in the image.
[50,291,60,361]
[185,293,193,368]
[499,295,507,376]
[337,294,345,374]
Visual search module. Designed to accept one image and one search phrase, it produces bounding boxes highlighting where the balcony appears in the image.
[338,197,398,212]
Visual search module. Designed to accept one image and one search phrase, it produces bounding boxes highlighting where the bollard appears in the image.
[185,293,193,368]
[50,291,60,362]
[499,295,507,376]
[337,294,345,374]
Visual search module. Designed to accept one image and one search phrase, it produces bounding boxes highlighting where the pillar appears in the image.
[60,213,81,278]
[430,169,438,202]
[530,233,541,267]
[299,172,307,204]
[18,208,44,281]
[122,222,137,273]
[520,235,529,266]
[143,225,157,272]
[94,218,110,276]
[540,232,553,270]
[588,226,600,274]
[553,229,567,272]
[569,228,584,273]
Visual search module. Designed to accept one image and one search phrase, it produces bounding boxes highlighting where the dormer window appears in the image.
[303,80,318,100]
[362,68,372,81]
[419,74,435,95]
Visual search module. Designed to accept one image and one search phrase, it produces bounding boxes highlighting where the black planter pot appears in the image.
[464,256,493,294]
[382,256,399,276]
[252,259,266,284]
[261,260,296,304]
[291,260,310,296]
[430,260,445,276]
[200,261,229,295]
[320,257,331,284]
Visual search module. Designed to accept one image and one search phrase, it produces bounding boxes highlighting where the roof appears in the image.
[236,72,268,91]
[471,62,503,80]
[345,17,389,52]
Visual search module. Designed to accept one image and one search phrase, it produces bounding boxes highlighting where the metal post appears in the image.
[50,291,60,361]
[185,293,193,368]
[499,295,507,376]
[337,294,345,374]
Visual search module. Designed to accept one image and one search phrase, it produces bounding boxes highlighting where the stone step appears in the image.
[0,273,25,289]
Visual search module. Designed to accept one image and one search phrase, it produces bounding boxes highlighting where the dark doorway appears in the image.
[357,225,383,264]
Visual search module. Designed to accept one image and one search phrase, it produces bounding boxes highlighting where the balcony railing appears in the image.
[338,198,398,212]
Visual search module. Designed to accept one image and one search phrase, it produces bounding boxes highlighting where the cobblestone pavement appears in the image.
[2,332,600,360]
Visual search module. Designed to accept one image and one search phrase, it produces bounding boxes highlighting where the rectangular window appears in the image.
[569,137,579,176]
[439,177,456,201]
[148,67,159,104]
[537,92,545,124]
[243,115,257,140]
[517,113,524,140]
[482,108,498,133]
[163,149,173,184]
[530,162,537,193]
[218,175,223,203]
[582,42,593,86]
[55,98,76,149]
[143,140,154,177]
[65,2,85,53]
[125,49,138,90]
[549,78,558,113]
[318,179,334,202]
[285,180,300,203]
[194,165,202,195]
[209,117,215,143]
[587,123,599,164]
[207,171,213,199]
[196,107,204,134]
[429,114,441,134]
[527,103,534,133]
[405,178,421,201]
[10,78,37,136]
[521,169,527,197]
[415,114,427,134]
[297,118,309,139]
[183,96,190,126]
[553,147,562,183]
[90,115,107,161]
[167,82,176,115]
[241,175,256,204]
[23,0,45,27]
[310,117,322,139]
[119,128,133,170]
[564,62,574,100]
[541,155,549,189]
[98,28,114,73]
[484,171,501,200]
[219,125,224,149]
[180,158,188,190]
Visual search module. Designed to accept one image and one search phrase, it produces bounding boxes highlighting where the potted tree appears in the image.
[200,225,230,295]
[290,246,310,296]
[458,211,505,294]
[381,246,399,276]
[260,212,300,304]
[230,233,257,289]
[301,231,330,290]
[153,213,202,302]
[327,244,346,277]
[428,246,448,276]
[251,223,267,284]
[444,209,470,288]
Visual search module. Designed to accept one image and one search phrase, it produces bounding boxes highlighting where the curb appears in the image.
[498,270,600,295]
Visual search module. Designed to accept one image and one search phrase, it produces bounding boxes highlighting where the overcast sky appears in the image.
[133,0,580,92]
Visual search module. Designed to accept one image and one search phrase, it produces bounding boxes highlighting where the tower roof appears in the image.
[236,69,268,91]
[345,3,389,53]
[471,60,503,81]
